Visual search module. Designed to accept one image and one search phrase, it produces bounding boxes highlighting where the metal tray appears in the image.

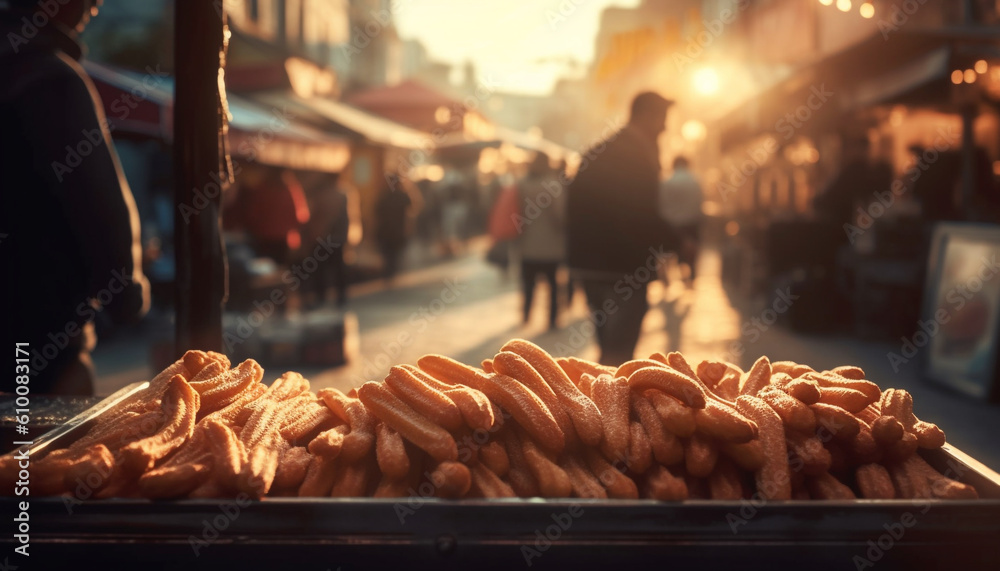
[3,390,999,570]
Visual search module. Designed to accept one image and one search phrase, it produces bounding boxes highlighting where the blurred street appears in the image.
[92,239,1000,471]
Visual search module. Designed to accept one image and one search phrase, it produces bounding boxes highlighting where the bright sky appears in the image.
[394,0,640,96]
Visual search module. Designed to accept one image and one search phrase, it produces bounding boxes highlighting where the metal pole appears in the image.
[173,0,231,356]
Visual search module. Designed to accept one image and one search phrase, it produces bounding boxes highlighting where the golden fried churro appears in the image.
[629,367,707,409]
[309,425,347,458]
[830,365,866,380]
[119,375,200,475]
[375,423,410,481]
[785,430,832,476]
[630,392,683,466]
[646,391,697,438]
[330,460,375,497]
[644,465,688,501]
[807,472,856,500]
[501,428,540,497]
[493,351,578,443]
[520,433,573,497]
[855,463,895,499]
[771,361,814,379]
[782,378,821,405]
[481,359,494,373]
[708,458,743,500]
[500,339,605,447]
[735,395,791,500]
[810,403,861,442]
[358,381,458,463]
[203,419,245,489]
[560,455,607,499]
[684,433,719,478]
[665,352,700,382]
[626,420,653,475]
[298,455,339,497]
[758,387,816,433]
[871,415,905,447]
[272,446,312,492]
[693,399,757,443]
[195,360,266,418]
[478,373,565,455]
[615,359,666,380]
[591,374,631,461]
[318,388,376,463]
[810,371,882,403]
[478,440,510,478]
[431,461,473,498]
[905,455,978,499]
[738,356,772,397]
[817,387,873,413]
[469,463,516,498]
[138,461,212,499]
[385,366,465,432]
[720,440,766,472]
[583,447,638,499]
[280,397,339,443]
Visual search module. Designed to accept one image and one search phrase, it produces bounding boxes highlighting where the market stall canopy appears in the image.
[344,79,487,136]
[81,60,350,172]
[714,29,990,152]
[436,125,579,163]
[253,91,434,150]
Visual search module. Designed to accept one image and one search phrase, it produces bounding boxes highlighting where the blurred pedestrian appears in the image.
[566,92,678,365]
[231,168,310,265]
[440,172,470,256]
[1,0,150,395]
[659,156,704,285]
[376,173,421,280]
[302,174,355,308]
[518,152,565,329]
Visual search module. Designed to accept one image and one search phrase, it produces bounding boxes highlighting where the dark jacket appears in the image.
[566,124,677,277]
[1,16,148,378]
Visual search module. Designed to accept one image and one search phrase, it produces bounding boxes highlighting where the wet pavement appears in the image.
[92,242,1000,472]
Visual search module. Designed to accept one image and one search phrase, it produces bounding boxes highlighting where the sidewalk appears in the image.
[93,244,1000,471]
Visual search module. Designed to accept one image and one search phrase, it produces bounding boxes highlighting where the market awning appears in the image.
[83,60,173,139]
[82,60,351,172]
[226,96,351,172]
[715,29,977,151]
[253,91,434,150]
[437,125,579,163]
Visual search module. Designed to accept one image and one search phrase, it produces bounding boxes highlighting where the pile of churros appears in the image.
[0,339,979,501]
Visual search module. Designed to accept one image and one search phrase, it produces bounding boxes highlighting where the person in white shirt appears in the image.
[659,156,704,284]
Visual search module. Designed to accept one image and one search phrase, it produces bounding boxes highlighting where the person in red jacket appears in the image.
[233,168,311,265]
[1,0,149,394]
[566,92,679,365]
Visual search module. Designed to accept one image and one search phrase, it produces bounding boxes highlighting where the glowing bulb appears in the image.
[819,0,833,5]
[975,59,988,74]
[836,0,851,11]
[860,2,874,18]
[951,70,964,85]
[681,120,707,142]
[693,68,719,95]
[965,69,977,83]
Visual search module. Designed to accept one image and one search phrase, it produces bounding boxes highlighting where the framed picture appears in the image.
[922,222,1000,401]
